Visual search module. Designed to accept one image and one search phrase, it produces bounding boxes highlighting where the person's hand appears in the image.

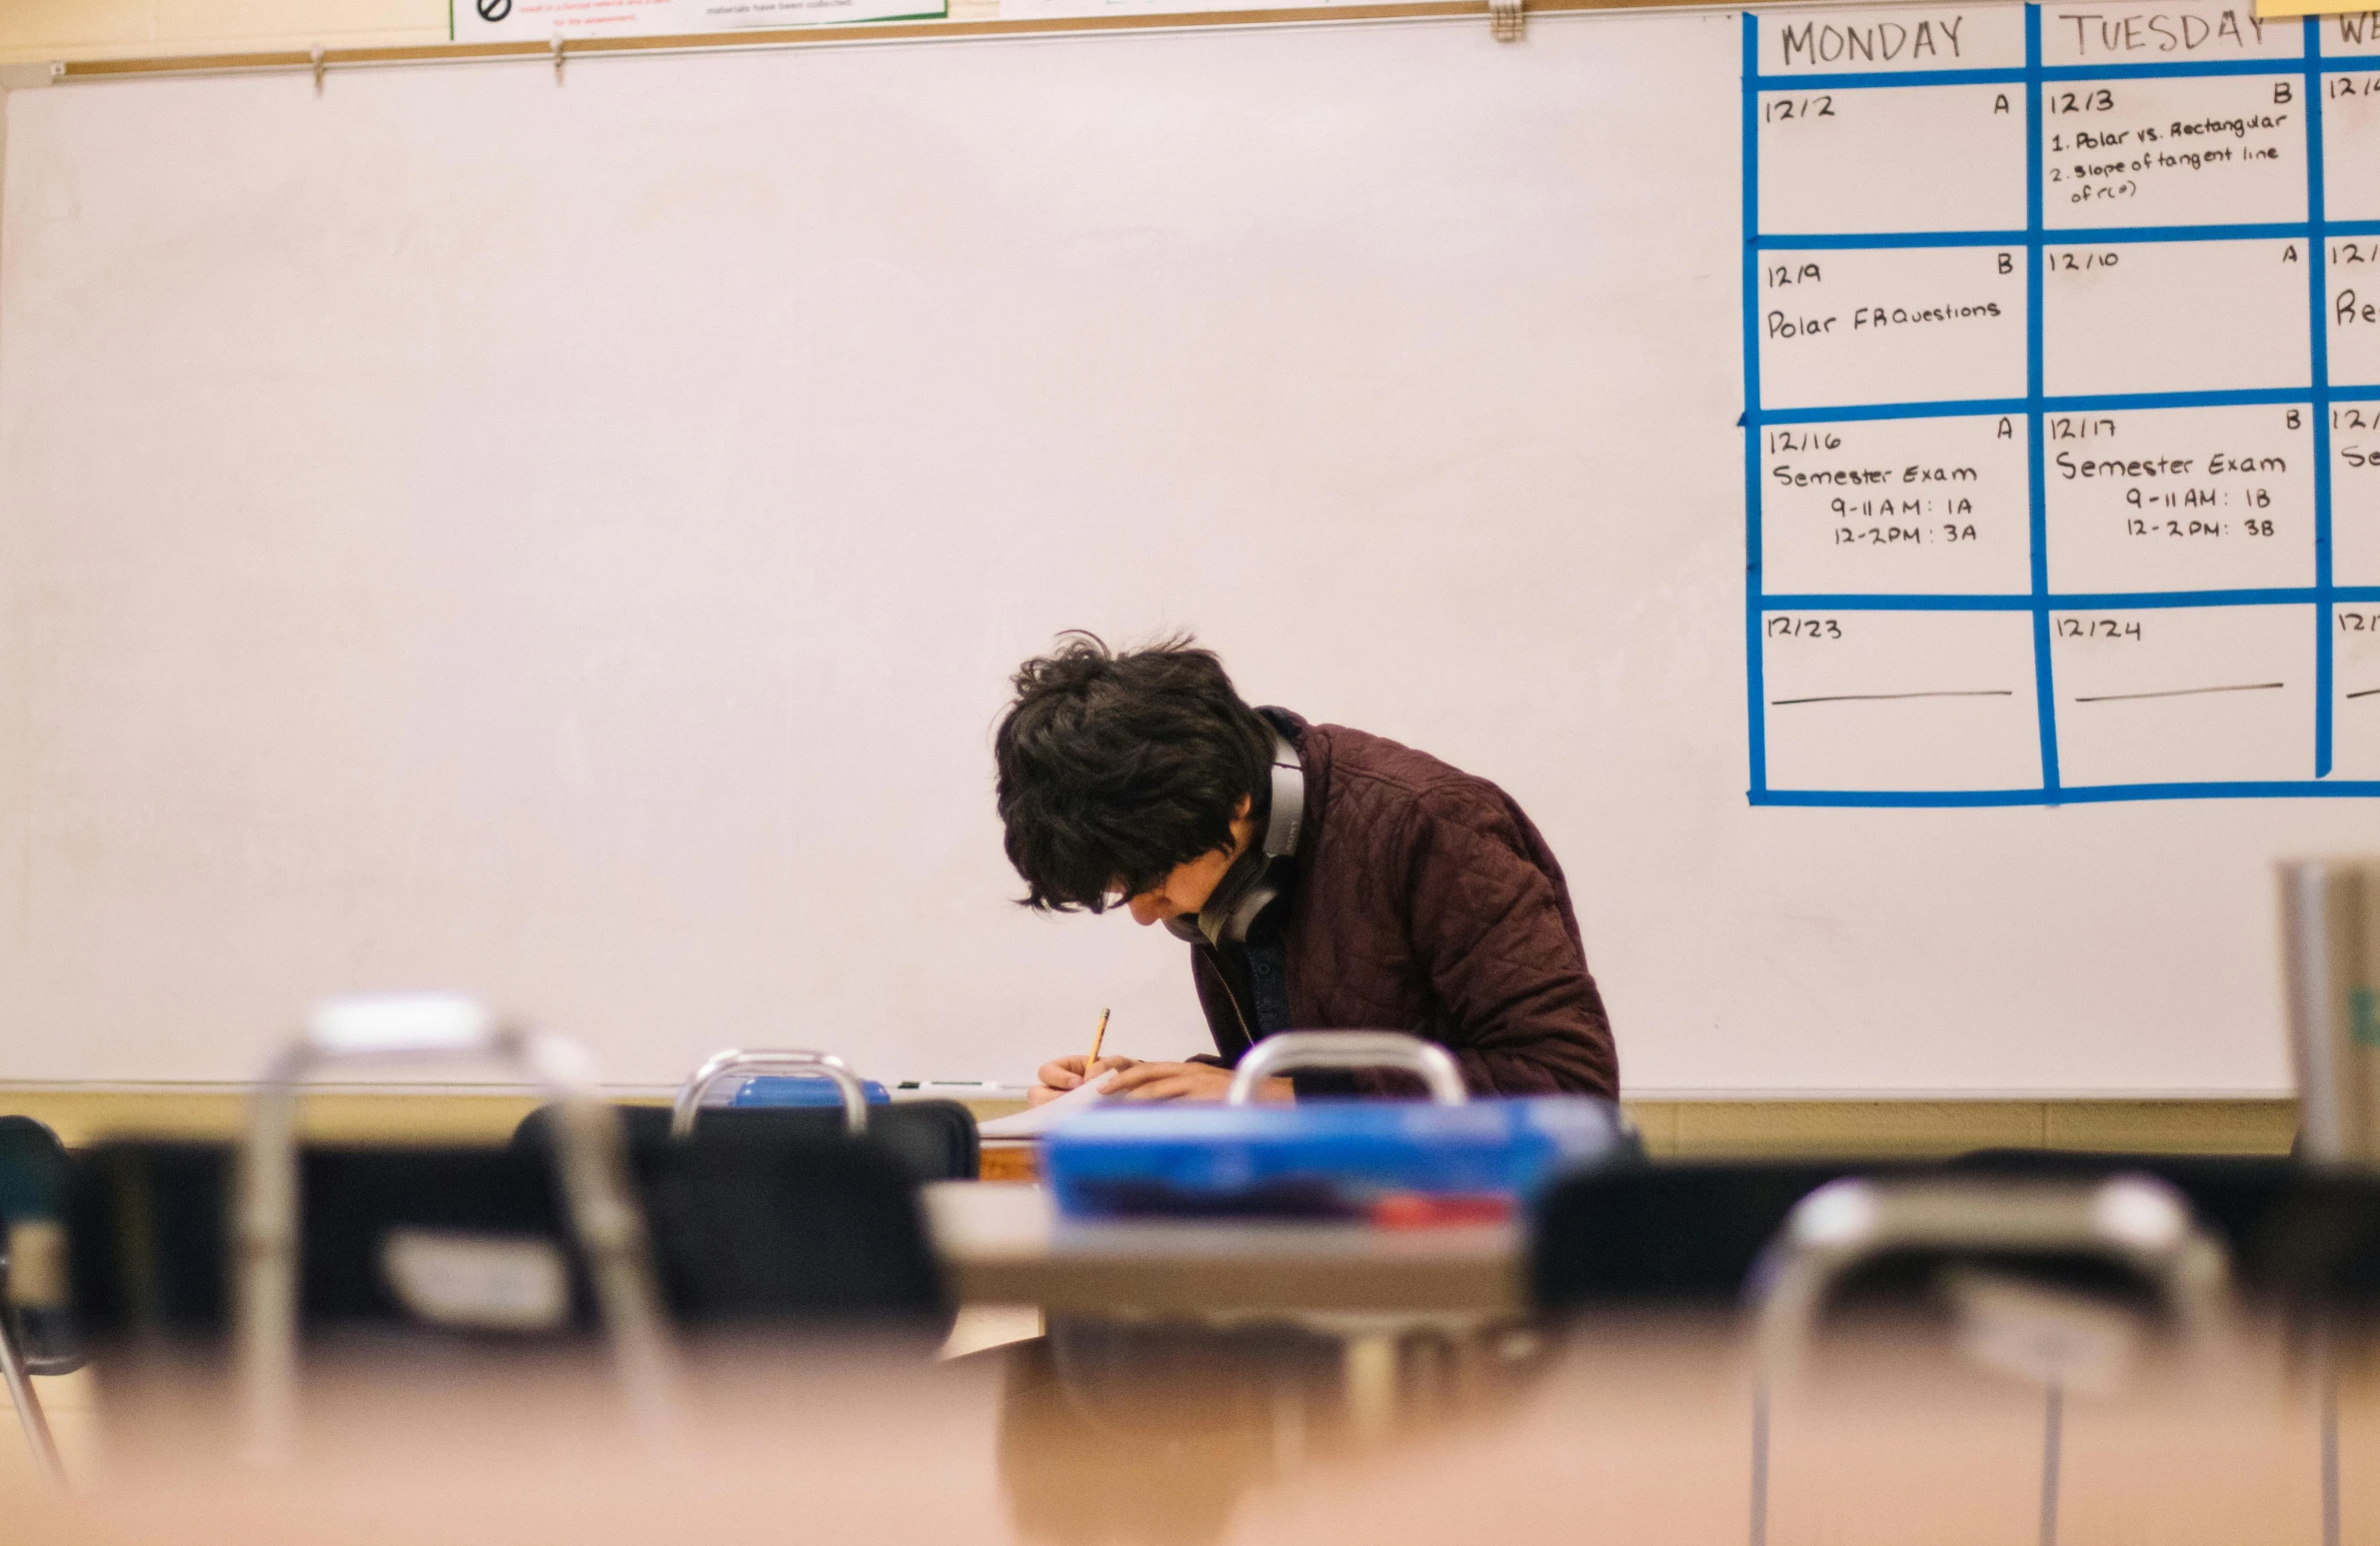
[1100,1062,1293,1103]
[1028,1054,1137,1106]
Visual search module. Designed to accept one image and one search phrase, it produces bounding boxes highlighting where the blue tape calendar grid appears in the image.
[2310,22,2338,775]
[2027,3,2058,793]
[1741,8,2380,805]
[1743,9,1769,800]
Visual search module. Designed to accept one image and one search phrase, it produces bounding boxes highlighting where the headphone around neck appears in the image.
[1165,730,1305,947]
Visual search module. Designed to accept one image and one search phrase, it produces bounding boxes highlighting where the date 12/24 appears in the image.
[2056,617,2143,641]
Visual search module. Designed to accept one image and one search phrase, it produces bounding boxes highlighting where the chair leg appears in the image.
[0,1295,63,1488]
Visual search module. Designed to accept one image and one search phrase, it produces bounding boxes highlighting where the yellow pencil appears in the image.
[1088,1006,1111,1067]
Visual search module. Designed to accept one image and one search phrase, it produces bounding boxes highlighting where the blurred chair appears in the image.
[517,1049,954,1339]
[1749,1171,2231,1375]
[1531,1153,2313,1312]
[71,1134,947,1351]
[1530,1161,1877,1311]
[70,998,951,1474]
[73,1139,612,1347]
[1748,1171,2231,1546]
[0,1114,77,1484]
[71,993,672,1466]
[1946,1150,2300,1277]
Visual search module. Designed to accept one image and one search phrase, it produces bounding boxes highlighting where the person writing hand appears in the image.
[1100,1062,1291,1102]
[1027,1053,1137,1106]
[1029,1055,1292,1104]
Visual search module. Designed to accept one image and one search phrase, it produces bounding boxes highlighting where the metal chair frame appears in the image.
[670,1049,871,1139]
[237,992,677,1466]
[1747,1172,2231,1546]
[0,1226,63,1485]
[1225,1031,1468,1106]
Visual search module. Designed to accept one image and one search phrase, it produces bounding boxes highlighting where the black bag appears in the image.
[514,1098,980,1183]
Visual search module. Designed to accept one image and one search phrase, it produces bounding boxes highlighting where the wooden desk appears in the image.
[923,1181,1523,1319]
[15,1321,2358,1546]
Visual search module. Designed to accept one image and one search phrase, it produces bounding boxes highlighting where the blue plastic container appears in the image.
[1042,1096,1636,1220]
[730,1074,893,1107]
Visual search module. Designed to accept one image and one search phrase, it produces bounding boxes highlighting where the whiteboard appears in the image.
[0,3,2353,1096]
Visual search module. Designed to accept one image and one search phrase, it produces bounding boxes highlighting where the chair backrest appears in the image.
[635,1133,949,1328]
[1531,1161,1879,1310]
[514,1099,980,1184]
[70,1135,950,1357]
[0,1115,80,1373]
[1945,1150,2302,1279]
[2185,1163,2380,1311]
[70,1142,595,1353]
[515,1106,956,1330]
[1531,1152,2326,1315]
[1748,1171,2234,1386]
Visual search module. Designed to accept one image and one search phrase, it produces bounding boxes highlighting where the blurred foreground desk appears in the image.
[924,1181,1523,1318]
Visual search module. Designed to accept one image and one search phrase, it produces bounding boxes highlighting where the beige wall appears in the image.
[0,1,449,62]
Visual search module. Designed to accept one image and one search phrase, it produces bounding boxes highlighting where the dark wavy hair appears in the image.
[995,633,1275,912]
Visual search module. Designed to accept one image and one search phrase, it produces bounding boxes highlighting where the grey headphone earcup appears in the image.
[1201,848,1277,945]
[1185,726,1305,948]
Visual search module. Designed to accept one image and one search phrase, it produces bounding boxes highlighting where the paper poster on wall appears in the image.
[451,0,943,41]
[997,0,1354,18]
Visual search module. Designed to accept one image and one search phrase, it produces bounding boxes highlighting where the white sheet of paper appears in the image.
[976,1076,1112,1139]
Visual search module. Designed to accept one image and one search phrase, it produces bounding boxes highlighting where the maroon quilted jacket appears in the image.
[1188,715,1618,1098]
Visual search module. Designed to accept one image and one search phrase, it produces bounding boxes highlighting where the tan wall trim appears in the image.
[0,1086,2298,1156]
[24,0,1727,78]
[1624,1098,2299,1159]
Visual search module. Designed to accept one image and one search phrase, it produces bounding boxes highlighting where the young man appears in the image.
[995,634,1617,1104]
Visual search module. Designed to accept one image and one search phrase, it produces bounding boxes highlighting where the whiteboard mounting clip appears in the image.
[1487,0,1522,42]
[311,45,326,95]
[553,34,567,85]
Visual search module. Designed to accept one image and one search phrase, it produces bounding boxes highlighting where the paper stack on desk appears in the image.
[977,1076,1112,1139]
